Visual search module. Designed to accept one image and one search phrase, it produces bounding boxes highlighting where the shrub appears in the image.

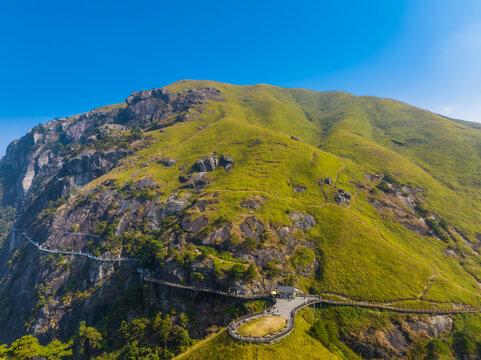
[264,262,282,278]
[192,272,204,282]
[244,264,257,282]
[376,181,391,193]
[291,247,315,269]
[230,264,246,280]
[242,237,257,251]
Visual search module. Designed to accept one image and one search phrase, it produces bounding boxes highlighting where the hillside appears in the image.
[1,80,481,358]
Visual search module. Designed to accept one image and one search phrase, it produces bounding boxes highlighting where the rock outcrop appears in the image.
[195,155,218,172]
[123,87,222,128]
[219,155,234,171]
[288,211,316,230]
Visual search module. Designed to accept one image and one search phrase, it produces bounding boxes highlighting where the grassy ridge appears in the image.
[83,79,481,306]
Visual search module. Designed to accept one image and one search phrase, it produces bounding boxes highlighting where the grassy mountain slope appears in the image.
[70,79,481,305]
[102,82,479,303]
[3,80,481,358]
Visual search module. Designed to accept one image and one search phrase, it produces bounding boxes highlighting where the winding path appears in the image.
[137,269,268,299]
[227,294,481,344]
[11,228,137,262]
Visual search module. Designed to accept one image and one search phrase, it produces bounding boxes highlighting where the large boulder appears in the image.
[195,155,218,172]
[220,155,234,171]
[289,211,316,230]
[179,173,211,190]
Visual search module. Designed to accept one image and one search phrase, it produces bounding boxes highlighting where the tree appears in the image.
[2,335,72,360]
[169,326,192,354]
[244,264,257,282]
[77,321,103,357]
[453,332,477,359]
[242,237,257,251]
[156,315,172,345]
[230,264,246,280]
[41,340,73,360]
[425,338,451,360]
[191,271,204,282]
[6,335,42,360]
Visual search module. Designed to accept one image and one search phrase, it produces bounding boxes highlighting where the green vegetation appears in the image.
[0,335,72,360]
[7,80,481,358]
[79,79,481,307]
[237,316,287,337]
[176,310,339,360]
[0,205,14,244]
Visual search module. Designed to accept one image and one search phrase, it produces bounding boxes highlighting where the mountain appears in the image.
[1,80,481,359]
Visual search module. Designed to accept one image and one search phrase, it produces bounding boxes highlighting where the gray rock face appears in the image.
[290,136,300,141]
[408,316,452,338]
[334,189,351,204]
[147,193,191,229]
[240,200,262,210]
[385,325,410,352]
[195,155,218,172]
[160,158,176,167]
[203,224,232,245]
[219,155,234,171]
[131,178,156,190]
[63,150,131,187]
[179,173,211,190]
[124,87,222,128]
[239,217,265,240]
[193,199,218,212]
[334,194,344,204]
[181,215,209,233]
[293,185,306,193]
[324,177,333,185]
[0,86,228,345]
[288,211,316,230]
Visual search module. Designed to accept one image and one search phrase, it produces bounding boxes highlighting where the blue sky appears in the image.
[1,0,481,155]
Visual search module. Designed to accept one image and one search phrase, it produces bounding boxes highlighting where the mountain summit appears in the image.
[1,80,481,358]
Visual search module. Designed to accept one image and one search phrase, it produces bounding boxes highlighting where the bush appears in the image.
[244,264,257,282]
[242,237,257,251]
[291,247,315,269]
[192,272,204,282]
[309,320,339,346]
[383,172,400,186]
[376,181,391,193]
[425,338,451,360]
[264,262,282,278]
[230,264,246,280]
[415,203,430,218]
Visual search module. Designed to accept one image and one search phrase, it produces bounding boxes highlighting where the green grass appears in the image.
[237,316,287,337]
[75,79,481,307]
[176,310,339,360]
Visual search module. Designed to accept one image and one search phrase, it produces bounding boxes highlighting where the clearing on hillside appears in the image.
[237,316,287,337]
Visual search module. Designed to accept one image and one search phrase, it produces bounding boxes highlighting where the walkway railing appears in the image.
[138,269,270,299]
[228,297,319,344]
[228,295,481,344]
[12,228,137,262]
